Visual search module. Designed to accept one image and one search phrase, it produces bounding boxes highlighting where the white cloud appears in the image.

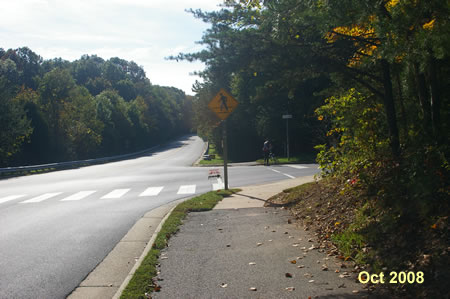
[0,0,224,94]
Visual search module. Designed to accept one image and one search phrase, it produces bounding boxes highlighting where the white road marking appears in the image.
[286,165,308,169]
[60,191,97,201]
[212,178,224,191]
[20,192,62,203]
[139,187,164,197]
[101,189,130,199]
[177,185,196,194]
[283,173,296,179]
[0,195,26,204]
[269,168,295,179]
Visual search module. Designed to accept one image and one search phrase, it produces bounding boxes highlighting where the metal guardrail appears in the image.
[0,145,160,176]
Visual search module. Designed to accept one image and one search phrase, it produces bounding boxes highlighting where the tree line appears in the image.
[176,2,449,294]
[0,47,193,167]
[175,0,448,195]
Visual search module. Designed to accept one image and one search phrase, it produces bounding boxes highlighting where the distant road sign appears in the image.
[282,114,293,119]
[208,89,239,120]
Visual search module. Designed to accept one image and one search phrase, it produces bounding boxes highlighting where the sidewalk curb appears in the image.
[112,198,184,299]
[67,198,189,299]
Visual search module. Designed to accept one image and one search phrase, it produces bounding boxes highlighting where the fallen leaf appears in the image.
[290,260,297,264]
[285,273,293,278]
[288,219,292,224]
[154,286,161,292]
[322,265,328,271]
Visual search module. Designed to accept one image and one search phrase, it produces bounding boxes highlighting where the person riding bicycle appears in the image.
[262,139,272,166]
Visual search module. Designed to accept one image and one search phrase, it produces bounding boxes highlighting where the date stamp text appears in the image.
[358,271,424,284]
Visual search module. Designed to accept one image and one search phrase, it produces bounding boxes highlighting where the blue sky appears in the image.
[0,0,224,95]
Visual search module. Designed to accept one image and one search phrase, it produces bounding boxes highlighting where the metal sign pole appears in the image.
[222,120,229,190]
[287,118,290,161]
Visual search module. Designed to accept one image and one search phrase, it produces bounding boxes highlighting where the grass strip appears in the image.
[256,153,317,165]
[120,188,240,299]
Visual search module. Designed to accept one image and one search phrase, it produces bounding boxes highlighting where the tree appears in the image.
[0,78,32,166]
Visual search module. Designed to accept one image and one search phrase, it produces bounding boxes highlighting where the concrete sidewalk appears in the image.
[152,176,370,298]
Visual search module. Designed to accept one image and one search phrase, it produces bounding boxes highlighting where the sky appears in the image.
[0,0,224,95]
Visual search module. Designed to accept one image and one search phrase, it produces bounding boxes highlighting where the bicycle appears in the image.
[269,152,279,165]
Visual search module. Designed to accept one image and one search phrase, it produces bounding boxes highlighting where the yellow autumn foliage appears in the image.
[325,23,379,67]
[422,19,435,30]
[386,0,400,11]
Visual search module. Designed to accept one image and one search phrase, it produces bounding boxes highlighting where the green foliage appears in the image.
[315,89,390,183]
[0,78,33,165]
[0,47,192,166]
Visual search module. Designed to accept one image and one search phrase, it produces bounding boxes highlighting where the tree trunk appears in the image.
[414,63,432,136]
[381,59,400,159]
[395,72,407,138]
[428,57,442,143]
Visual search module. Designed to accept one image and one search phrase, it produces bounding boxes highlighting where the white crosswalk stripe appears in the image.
[139,187,164,197]
[1,184,204,206]
[101,189,130,199]
[20,192,63,203]
[0,195,27,204]
[286,165,308,169]
[177,185,196,194]
[60,191,97,201]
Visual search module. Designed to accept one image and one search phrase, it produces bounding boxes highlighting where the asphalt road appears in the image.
[0,135,319,299]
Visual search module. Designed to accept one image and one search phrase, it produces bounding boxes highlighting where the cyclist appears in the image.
[262,139,272,166]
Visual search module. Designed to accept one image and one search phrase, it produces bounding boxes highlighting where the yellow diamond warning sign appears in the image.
[208,88,239,120]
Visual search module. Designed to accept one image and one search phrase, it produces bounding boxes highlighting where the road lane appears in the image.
[0,135,319,299]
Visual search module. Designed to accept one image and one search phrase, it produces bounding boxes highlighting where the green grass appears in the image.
[120,189,240,299]
[256,153,317,165]
[331,204,372,265]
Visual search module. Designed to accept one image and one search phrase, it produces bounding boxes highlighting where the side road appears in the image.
[152,176,370,298]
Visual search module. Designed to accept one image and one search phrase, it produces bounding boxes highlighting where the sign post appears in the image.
[282,114,292,161]
[208,89,238,190]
